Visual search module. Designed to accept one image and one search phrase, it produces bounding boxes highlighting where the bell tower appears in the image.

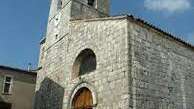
[48,0,110,19]
[39,0,110,67]
[43,0,110,48]
[71,0,109,19]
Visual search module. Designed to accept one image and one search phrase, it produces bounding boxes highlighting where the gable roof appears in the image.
[126,15,194,50]
[0,65,37,76]
[71,15,194,51]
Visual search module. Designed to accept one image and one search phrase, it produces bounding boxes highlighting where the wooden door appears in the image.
[72,87,93,109]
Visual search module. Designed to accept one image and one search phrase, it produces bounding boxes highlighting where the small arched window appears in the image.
[57,0,62,10]
[87,0,95,6]
[72,49,96,78]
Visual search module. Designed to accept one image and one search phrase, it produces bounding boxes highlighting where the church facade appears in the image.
[34,0,194,109]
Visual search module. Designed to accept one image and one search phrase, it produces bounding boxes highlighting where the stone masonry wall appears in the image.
[35,15,194,109]
[35,18,130,109]
[128,20,194,109]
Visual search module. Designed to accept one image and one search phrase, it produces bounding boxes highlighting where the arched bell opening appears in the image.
[87,0,95,6]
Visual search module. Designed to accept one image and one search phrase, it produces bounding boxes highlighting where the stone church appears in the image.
[34,0,194,109]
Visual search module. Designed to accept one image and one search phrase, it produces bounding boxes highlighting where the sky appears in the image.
[0,0,193,70]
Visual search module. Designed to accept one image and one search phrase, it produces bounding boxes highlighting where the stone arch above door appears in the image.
[68,82,98,109]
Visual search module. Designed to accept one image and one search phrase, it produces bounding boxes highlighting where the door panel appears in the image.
[72,88,93,109]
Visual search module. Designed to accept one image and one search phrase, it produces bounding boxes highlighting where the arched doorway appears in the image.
[72,87,93,109]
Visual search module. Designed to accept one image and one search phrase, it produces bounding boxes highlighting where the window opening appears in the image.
[88,0,95,6]
[72,49,96,78]
[57,0,62,10]
[3,76,13,94]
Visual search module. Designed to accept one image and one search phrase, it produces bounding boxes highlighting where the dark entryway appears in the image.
[0,102,12,109]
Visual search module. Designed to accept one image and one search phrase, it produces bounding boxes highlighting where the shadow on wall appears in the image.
[0,96,3,101]
[33,78,64,109]
[0,96,12,109]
